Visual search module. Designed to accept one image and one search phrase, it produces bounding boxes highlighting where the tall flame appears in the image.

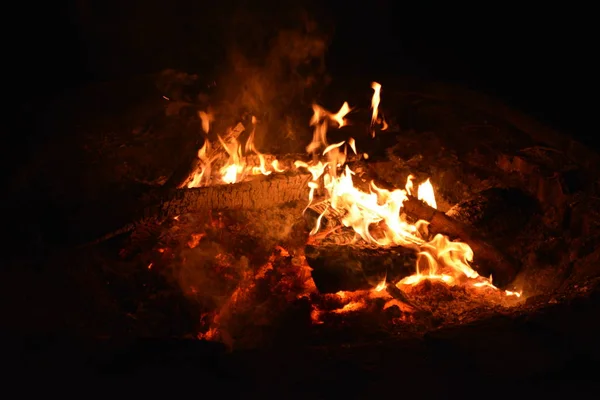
[370,82,387,136]
[371,82,381,137]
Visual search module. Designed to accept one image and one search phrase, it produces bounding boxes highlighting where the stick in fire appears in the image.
[401,195,520,288]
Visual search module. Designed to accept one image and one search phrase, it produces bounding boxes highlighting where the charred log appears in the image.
[496,148,588,230]
[446,187,538,242]
[305,241,416,294]
[163,135,207,189]
[402,195,519,287]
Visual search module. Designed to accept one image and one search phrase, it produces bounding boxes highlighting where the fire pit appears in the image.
[6,73,600,389]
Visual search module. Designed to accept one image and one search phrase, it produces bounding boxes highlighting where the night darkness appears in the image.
[4,0,600,391]
[10,2,594,140]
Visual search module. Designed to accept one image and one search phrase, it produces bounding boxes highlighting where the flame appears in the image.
[370,82,387,137]
[348,137,357,154]
[306,102,351,155]
[186,115,287,188]
[406,175,437,209]
[198,110,214,134]
[182,80,522,328]
[187,233,205,249]
[374,276,387,292]
[218,134,245,184]
[313,165,489,287]
[187,140,212,188]
[297,83,519,299]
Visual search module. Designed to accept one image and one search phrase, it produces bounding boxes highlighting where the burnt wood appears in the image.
[446,187,538,242]
[402,195,519,287]
[151,172,311,217]
[305,241,416,293]
[82,172,312,247]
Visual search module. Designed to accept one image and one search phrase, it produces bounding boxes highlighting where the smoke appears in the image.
[215,2,332,153]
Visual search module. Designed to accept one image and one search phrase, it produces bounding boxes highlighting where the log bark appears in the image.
[402,195,519,287]
[82,172,312,247]
[446,187,538,242]
[496,149,581,230]
[305,241,416,293]
[150,172,311,218]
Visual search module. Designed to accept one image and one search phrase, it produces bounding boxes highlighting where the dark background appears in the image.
[4,2,595,168]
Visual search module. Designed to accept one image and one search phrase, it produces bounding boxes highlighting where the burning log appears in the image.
[305,240,416,293]
[82,172,312,247]
[150,172,311,218]
[445,187,538,242]
[165,152,284,189]
[401,195,519,287]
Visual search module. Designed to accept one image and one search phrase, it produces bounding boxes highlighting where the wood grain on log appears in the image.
[82,172,312,247]
[305,241,416,293]
[402,195,519,287]
[150,172,311,218]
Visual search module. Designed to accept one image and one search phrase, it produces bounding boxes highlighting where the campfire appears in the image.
[84,77,568,349]
[11,4,600,387]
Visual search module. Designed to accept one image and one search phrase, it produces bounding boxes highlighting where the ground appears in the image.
[4,73,600,387]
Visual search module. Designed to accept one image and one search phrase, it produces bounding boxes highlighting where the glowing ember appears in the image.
[187,233,205,249]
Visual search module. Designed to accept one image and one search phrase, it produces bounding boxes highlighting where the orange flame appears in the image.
[370,82,387,136]
[187,115,287,187]
[296,83,522,299]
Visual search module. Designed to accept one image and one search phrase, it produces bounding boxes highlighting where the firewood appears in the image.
[445,187,538,242]
[401,195,519,287]
[496,147,584,229]
[304,240,416,293]
[150,172,311,218]
[165,150,336,190]
[303,199,347,232]
[80,172,312,247]
[163,136,206,189]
